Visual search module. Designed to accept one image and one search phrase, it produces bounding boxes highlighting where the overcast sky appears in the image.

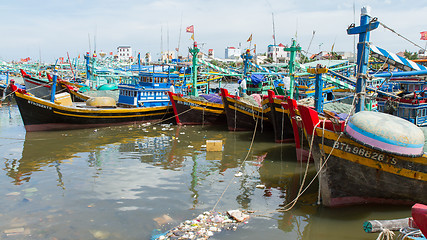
[0,0,426,62]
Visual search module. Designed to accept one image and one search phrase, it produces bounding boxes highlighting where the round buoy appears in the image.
[86,97,116,108]
[345,111,424,157]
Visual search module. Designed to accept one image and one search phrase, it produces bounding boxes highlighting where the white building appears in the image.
[160,51,176,62]
[208,49,214,58]
[225,47,241,59]
[117,46,132,61]
[267,43,288,63]
[336,51,356,62]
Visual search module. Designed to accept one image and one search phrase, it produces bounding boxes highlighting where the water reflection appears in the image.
[5,124,178,186]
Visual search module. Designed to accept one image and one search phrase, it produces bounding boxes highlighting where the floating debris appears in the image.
[90,230,110,240]
[154,214,174,226]
[255,185,265,189]
[6,192,20,196]
[155,210,250,240]
[234,172,243,177]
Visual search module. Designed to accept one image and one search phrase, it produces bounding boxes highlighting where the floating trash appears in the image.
[154,210,250,240]
[234,172,243,177]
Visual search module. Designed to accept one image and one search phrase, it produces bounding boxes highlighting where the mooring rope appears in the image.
[212,117,259,211]
[379,22,427,52]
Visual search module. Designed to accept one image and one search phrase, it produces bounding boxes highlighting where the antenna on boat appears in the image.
[88,33,92,54]
[94,26,97,54]
[177,12,183,58]
[167,22,170,64]
[272,12,277,71]
[353,1,356,72]
[161,26,163,63]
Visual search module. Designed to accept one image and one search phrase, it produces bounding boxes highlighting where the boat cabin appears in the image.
[376,78,427,126]
[118,71,180,107]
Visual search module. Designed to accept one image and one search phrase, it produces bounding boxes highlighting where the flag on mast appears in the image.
[190,34,194,41]
[421,31,427,40]
[247,34,252,42]
[186,25,194,33]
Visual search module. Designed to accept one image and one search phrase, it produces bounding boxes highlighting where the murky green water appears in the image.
[0,103,410,240]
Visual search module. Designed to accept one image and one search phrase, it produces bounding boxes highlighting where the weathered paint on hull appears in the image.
[311,129,427,207]
[168,92,226,125]
[221,90,272,131]
[265,97,294,143]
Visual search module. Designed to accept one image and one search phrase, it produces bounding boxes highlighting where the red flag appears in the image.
[186,25,194,33]
[421,31,427,40]
[110,52,113,55]
[247,34,252,42]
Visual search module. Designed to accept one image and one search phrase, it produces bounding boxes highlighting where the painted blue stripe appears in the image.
[372,45,427,71]
[347,121,424,149]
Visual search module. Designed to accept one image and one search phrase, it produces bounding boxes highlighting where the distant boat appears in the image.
[11,70,179,131]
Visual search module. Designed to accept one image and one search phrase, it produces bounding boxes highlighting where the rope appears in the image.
[270,92,357,212]
[2,81,50,99]
[379,22,427,52]
[376,228,395,240]
[275,118,326,212]
[212,117,259,211]
[150,101,201,126]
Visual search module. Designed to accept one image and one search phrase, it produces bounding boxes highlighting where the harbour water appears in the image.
[0,103,411,240]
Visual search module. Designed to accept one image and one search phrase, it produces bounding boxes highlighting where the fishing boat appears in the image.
[376,77,427,127]
[20,69,67,100]
[11,69,178,131]
[295,6,427,206]
[20,69,90,102]
[168,42,226,125]
[265,90,294,143]
[299,104,426,206]
[220,88,272,131]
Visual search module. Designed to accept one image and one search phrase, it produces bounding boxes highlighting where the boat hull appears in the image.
[265,95,294,143]
[221,89,271,131]
[168,92,226,125]
[311,128,427,207]
[14,92,172,131]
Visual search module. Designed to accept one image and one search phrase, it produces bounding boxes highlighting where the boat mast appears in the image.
[190,41,200,97]
[347,6,379,112]
[50,60,59,103]
[284,39,301,99]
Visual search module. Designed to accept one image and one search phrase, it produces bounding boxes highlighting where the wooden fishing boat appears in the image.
[168,91,225,125]
[21,69,67,100]
[220,88,272,131]
[376,77,427,127]
[21,69,89,102]
[265,90,294,143]
[284,98,316,162]
[11,70,177,132]
[168,42,226,125]
[412,203,427,239]
[285,6,427,207]
[298,104,426,207]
